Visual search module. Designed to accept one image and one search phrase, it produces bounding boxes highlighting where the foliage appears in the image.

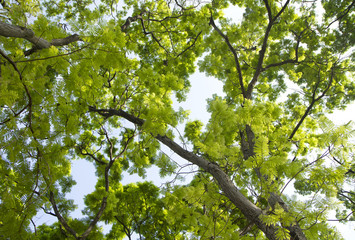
[0,0,354,239]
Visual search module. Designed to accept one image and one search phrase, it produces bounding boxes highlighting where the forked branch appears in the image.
[209,15,246,98]
[246,0,291,99]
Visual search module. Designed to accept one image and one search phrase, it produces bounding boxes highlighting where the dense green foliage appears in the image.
[0,0,354,239]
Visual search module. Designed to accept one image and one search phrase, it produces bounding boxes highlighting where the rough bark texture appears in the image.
[0,21,81,55]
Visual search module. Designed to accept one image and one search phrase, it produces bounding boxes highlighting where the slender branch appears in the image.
[0,49,33,127]
[30,219,37,235]
[16,44,90,63]
[40,206,56,217]
[289,67,335,140]
[263,25,310,71]
[114,216,132,239]
[139,17,170,55]
[78,148,107,165]
[262,31,302,71]
[175,31,202,58]
[246,0,291,99]
[174,0,199,11]
[273,0,291,22]
[280,148,330,194]
[340,190,355,196]
[338,191,355,205]
[82,126,135,238]
[326,0,355,29]
[288,99,316,140]
[49,191,79,239]
[0,103,29,125]
[302,208,328,231]
[148,13,186,23]
[80,197,108,239]
[328,211,355,222]
[209,15,246,98]
[0,48,22,78]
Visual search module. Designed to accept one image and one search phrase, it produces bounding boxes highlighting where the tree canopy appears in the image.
[0,0,355,239]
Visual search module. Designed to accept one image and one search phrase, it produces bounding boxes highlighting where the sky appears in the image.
[32,2,355,239]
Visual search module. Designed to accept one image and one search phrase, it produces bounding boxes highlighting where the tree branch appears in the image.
[89,106,309,240]
[262,31,302,71]
[289,67,335,140]
[40,206,56,217]
[246,0,291,99]
[139,17,170,55]
[121,11,147,32]
[175,31,202,59]
[114,216,132,239]
[263,0,273,21]
[0,21,81,56]
[328,211,355,222]
[209,15,246,98]
[0,48,32,125]
[49,191,79,239]
[0,48,22,78]
[326,0,355,29]
[80,197,108,239]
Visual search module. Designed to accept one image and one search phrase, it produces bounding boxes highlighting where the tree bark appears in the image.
[0,21,81,55]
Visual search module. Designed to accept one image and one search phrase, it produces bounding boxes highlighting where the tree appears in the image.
[0,0,354,239]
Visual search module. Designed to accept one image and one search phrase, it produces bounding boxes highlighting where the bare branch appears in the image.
[139,17,170,55]
[302,208,328,230]
[78,147,107,165]
[0,103,29,125]
[114,216,132,239]
[338,191,355,205]
[0,49,33,126]
[30,219,37,235]
[16,44,90,63]
[263,29,304,71]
